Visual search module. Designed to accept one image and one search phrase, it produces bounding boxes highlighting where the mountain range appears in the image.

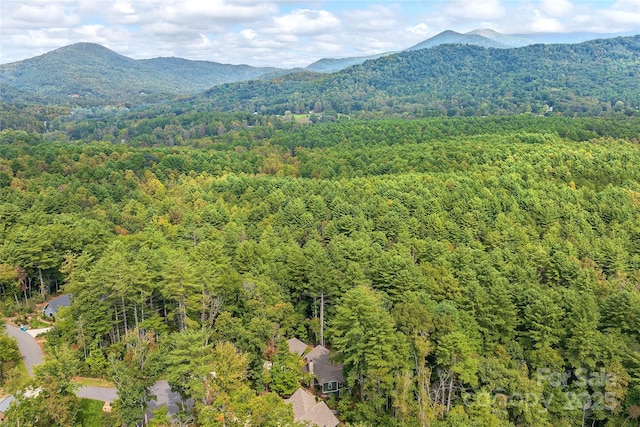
[195,35,640,117]
[1,30,638,108]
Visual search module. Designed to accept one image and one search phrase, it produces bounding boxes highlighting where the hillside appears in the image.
[0,43,280,105]
[194,35,640,116]
[466,29,533,47]
[306,52,392,73]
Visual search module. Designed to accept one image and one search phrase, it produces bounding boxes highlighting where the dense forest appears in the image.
[1,113,640,426]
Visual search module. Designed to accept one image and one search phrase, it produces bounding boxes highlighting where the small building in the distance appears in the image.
[42,294,71,319]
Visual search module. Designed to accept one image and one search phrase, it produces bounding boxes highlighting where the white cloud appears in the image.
[174,0,276,22]
[344,5,401,33]
[530,12,566,32]
[600,9,640,27]
[613,0,640,11]
[540,0,573,18]
[272,9,340,36]
[241,29,258,40]
[446,0,506,21]
[113,0,135,14]
[1,3,80,29]
[408,23,430,37]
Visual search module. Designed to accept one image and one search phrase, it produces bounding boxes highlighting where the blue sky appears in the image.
[1,0,639,67]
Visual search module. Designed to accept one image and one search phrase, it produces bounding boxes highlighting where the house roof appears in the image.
[305,345,329,362]
[42,294,71,314]
[284,387,316,417]
[284,388,339,427]
[305,345,344,386]
[287,338,309,357]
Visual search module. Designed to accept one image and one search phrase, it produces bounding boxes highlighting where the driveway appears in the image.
[5,324,43,376]
[76,385,118,402]
[4,324,186,412]
[149,381,191,415]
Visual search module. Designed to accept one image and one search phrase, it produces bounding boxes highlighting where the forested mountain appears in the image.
[514,30,640,44]
[406,29,517,50]
[466,29,533,47]
[0,43,280,105]
[1,114,640,426]
[195,35,640,116]
[306,52,393,73]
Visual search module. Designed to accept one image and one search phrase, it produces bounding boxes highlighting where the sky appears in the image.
[1,0,639,68]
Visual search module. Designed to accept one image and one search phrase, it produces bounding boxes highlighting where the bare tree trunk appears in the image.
[179,297,186,331]
[133,300,139,330]
[201,288,207,324]
[414,355,431,427]
[38,268,46,298]
[142,400,148,426]
[163,299,168,325]
[121,296,128,332]
[320,292,324,347]
[78,317,88,360]
[141,291,145,323]
[446,375,454,415]
[440,376,446,419]
[114,305,121,342]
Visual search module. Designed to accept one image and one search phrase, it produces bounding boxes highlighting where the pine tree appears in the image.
[329,285,408,402]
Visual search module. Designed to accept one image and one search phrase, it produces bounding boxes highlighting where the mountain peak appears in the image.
[406,29,508,51]
[54,42,119,55]
[437,30,463,37]
[45,42,134,65]
[467,29,533,47]
[467,28,500,36]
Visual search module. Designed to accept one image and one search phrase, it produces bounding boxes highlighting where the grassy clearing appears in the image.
[73,376,115,388]
[292,114,311,124]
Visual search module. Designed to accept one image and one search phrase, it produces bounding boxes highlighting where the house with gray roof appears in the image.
[284,388,339,427]
[286,339,344,395]
[42,294,71,318]
[305,345,344,395]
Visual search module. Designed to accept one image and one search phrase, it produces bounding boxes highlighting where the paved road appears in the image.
[5,324,43,376]
[4,324,186,412]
